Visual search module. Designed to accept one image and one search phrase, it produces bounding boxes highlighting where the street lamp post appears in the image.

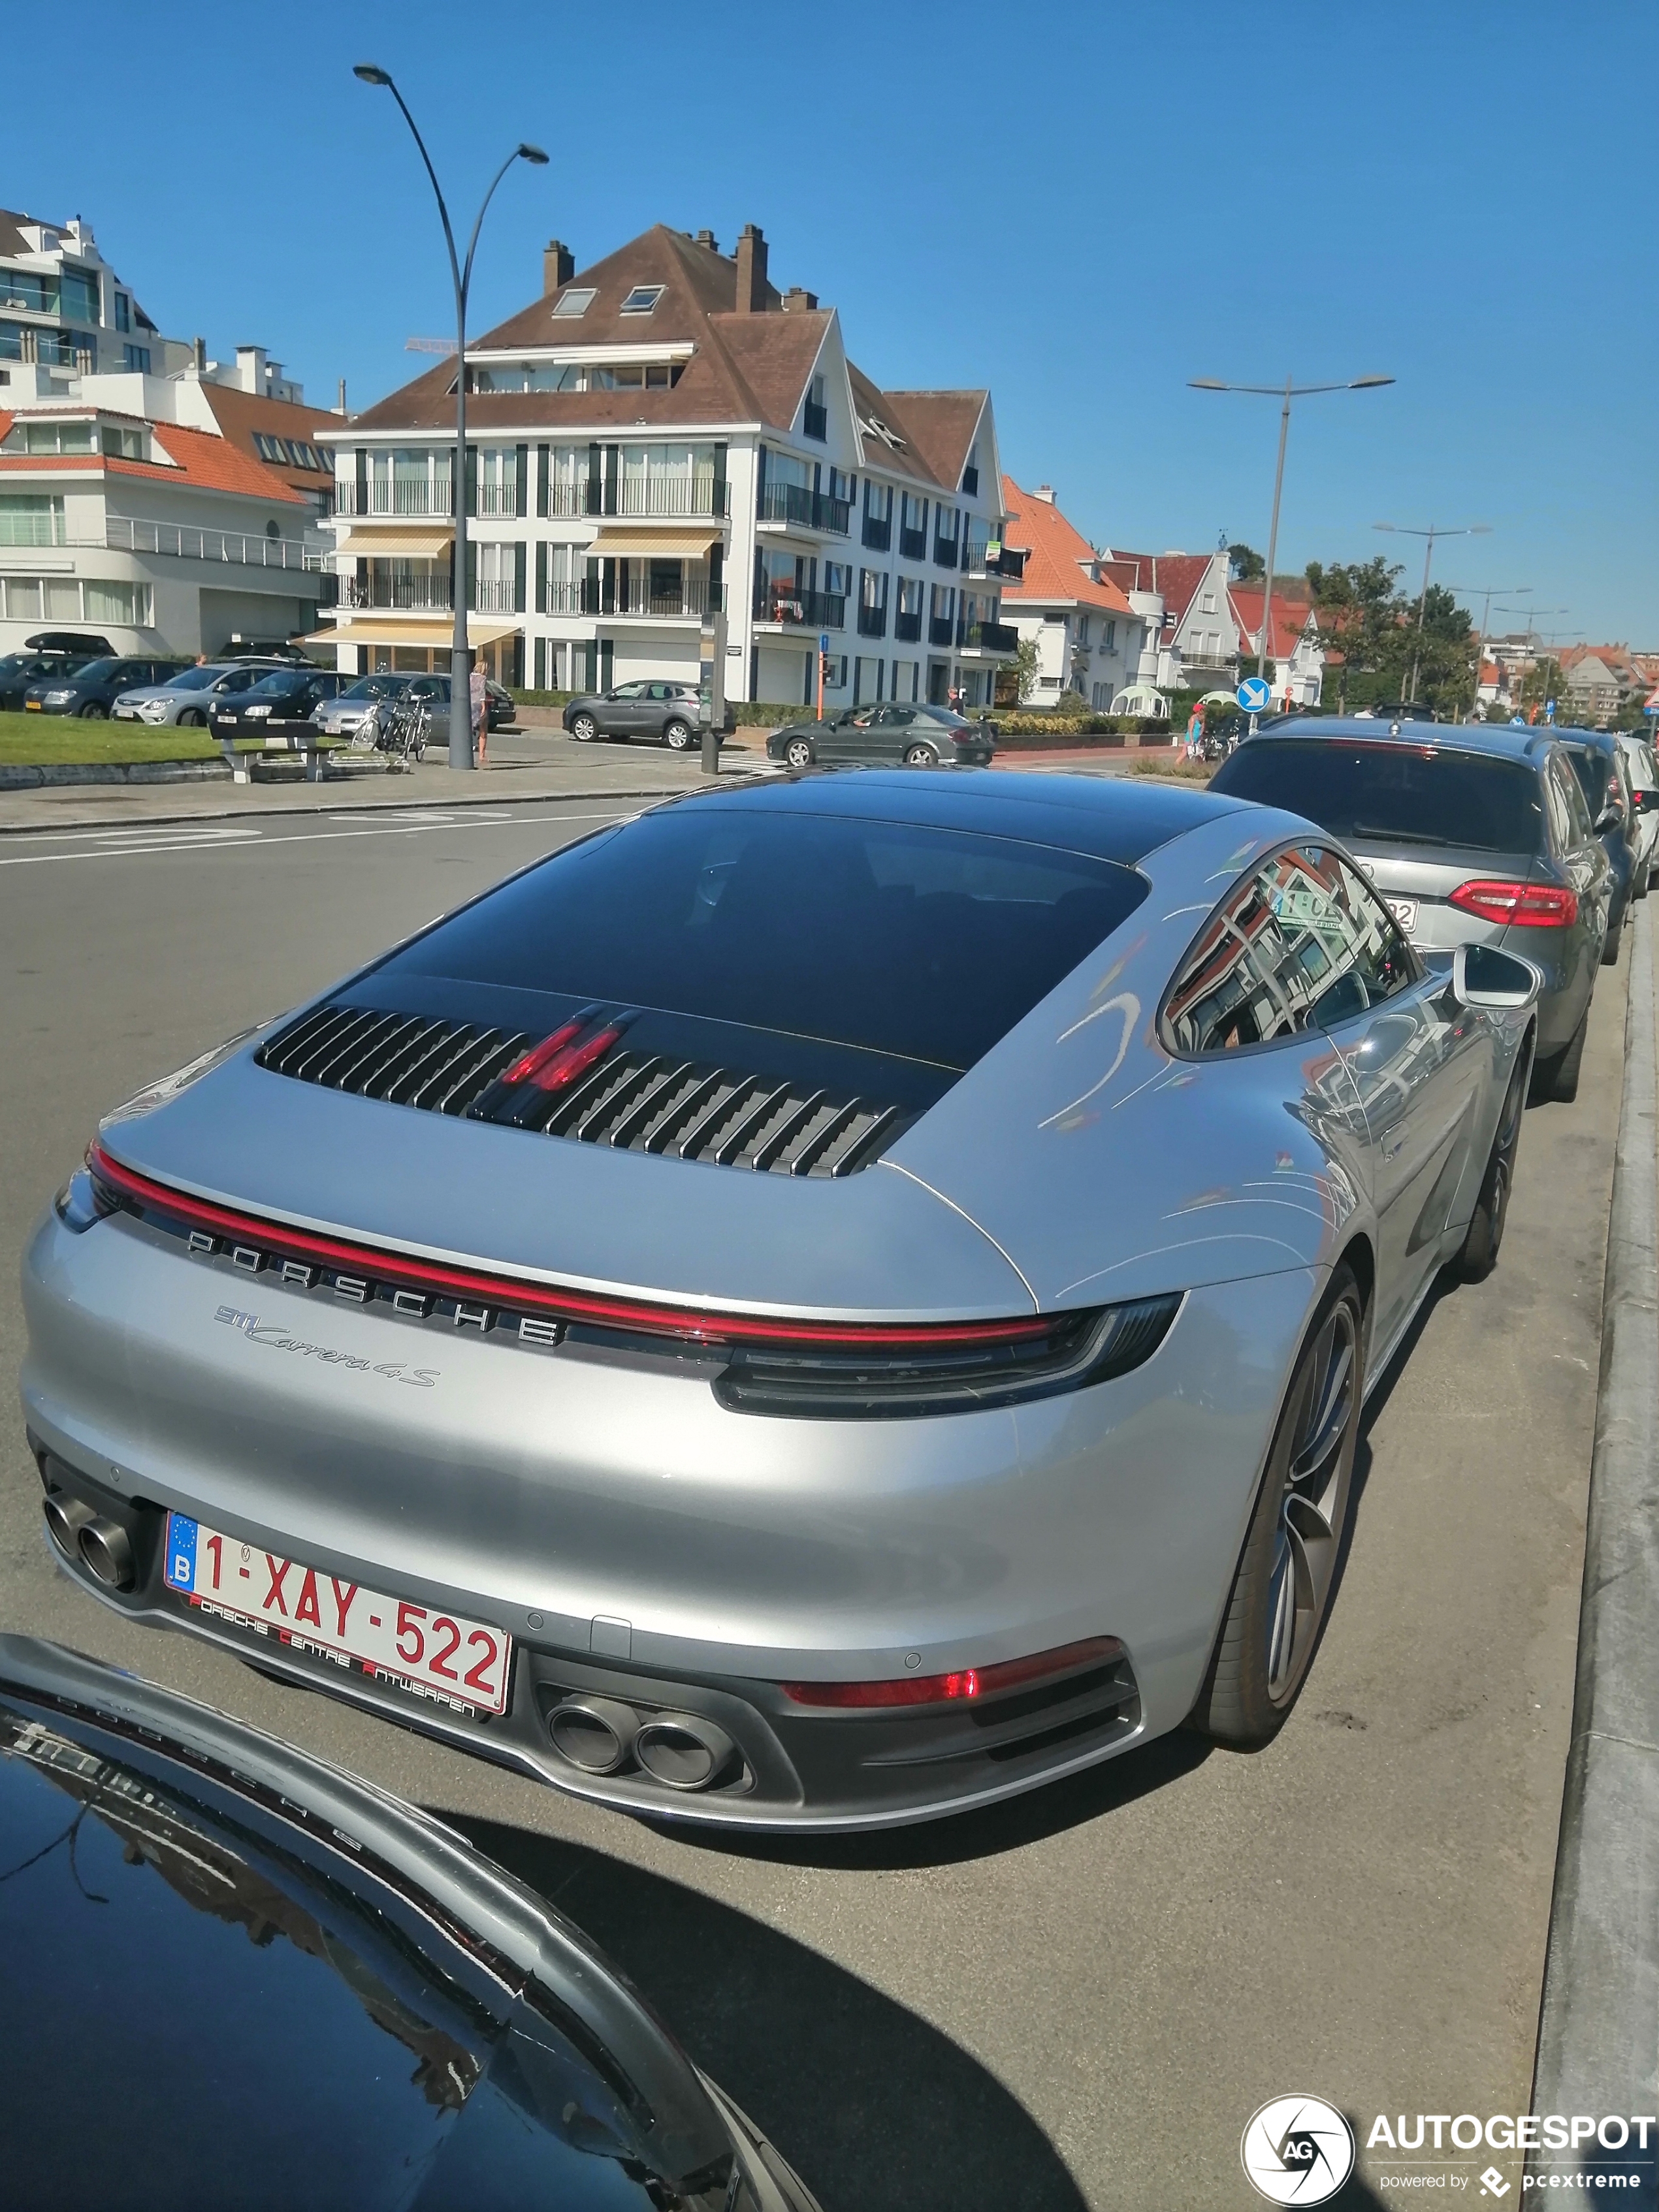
[1441,582,1530,722]
[1372,521,1491,707]
[354,65,547,771]
[1496,605,1567,720]
[1189,372,1394,680]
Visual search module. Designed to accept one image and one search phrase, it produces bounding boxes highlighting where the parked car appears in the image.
[1615,731,1659,891]
[382,673,515,733]
[22,629,114,657]
[207,666,352,744]
[0,1635,818,2212]
[564,680,707,749]
[0,650,102,712]
[311,672,411,740]
[21,654,191,719]
[1547,728,1640,954]
[766,702,997,770]
[26,771,1542,1826]
[1210,717,1609,1100]
[221,636,314,664]
[111,660,291,728]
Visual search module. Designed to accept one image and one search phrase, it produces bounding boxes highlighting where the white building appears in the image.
[1099,547,1236,692]
[0,345,341,656]
[0,207,195,393]
[315,224,1018,708]
[998,478,1151,709]
[1227,585,1325,707]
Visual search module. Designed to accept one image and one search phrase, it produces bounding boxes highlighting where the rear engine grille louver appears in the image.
[255,1003,908,1178]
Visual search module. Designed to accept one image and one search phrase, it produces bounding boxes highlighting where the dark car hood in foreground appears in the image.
[0,1638,763,2212]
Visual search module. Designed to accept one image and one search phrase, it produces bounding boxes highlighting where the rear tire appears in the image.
[77,700,106,719]
[1191,1263,1365,1748]
[663,719,692,751]
[784,737,814,769]
[1457,1040,1530,1279]
[903,742,939,767]
[570,713,596,742]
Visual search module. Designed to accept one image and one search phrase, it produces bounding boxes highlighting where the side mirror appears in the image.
[1594,802,1623,834]
[1453,942,1541,1010]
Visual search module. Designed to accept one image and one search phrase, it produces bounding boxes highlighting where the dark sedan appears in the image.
[767,702,997,771]
[1549,728,1640,959]
[207,665,351,743]
[0,1636,817,2212]
[564,680,706,750]
[22,654,191,718]
[0,650,101,712]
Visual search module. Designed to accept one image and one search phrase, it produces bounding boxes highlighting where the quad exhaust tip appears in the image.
[547,1696,735,1790]
[42,1493,135,1591]
[42,1491,96,1560]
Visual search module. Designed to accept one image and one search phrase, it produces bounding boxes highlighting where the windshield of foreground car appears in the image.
[387,807,1149,1072]
[1211,739,1546,857]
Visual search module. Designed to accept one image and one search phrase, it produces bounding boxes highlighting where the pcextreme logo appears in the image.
[1241,2096,1356,2204]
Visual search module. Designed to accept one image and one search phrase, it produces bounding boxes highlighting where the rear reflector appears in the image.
[780,1635,1124,1708]
[1448,878,1579,929]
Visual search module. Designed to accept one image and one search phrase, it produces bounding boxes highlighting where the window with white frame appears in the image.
[0,493,65,545]
[551,287,596,317]
[0,575,150,624]
[475,447,519,516]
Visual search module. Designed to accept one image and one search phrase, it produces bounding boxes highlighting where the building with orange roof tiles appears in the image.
[999,478,1158,710]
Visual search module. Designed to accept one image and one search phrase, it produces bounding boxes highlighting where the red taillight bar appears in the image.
[498,1014,589,1087]
[779,1635,1123,1708]
[522,1020,628,1094]
[1447,879,1578,929]
[85,1142,1055,1353]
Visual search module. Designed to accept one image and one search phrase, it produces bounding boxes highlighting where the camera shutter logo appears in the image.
[1240,2096,1356,2204]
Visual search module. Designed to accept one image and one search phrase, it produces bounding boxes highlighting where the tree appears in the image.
[1010,633,1039,703]
[1305,556,1402,713]
[1519,657,1569,719]
[1228,543,1265,582]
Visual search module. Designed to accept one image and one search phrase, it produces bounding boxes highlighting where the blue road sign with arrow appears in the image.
[1236,676,1271,713]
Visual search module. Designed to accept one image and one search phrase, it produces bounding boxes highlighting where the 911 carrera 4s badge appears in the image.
[214,1304,439,1387]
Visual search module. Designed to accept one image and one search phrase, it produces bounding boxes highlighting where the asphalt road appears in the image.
[0,795,1625,2209]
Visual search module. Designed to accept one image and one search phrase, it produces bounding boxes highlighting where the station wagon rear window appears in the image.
[1212,739,1545,857]
[381,807,1148,1074]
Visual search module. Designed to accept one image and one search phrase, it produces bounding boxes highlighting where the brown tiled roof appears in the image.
[880,390,985,498]
[1000,476,1130,612]
[1100,550,1214,632]
[1229,586,1315,660]
[197,381,349,499]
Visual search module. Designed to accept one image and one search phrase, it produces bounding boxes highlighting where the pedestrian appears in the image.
[469,661,489,767]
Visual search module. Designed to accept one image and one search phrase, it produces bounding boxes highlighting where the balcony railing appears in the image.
[339,575,451,613]
[474,479,520,517]
[894,609,922,643]
[752,585,845,630]
[933,536,960,570]
[899,525,926,561]
[545,476,730,519]
[105,514,329,571]
[861,513,892,552]
[333,480,454,518]
[929,614,956,647]
[757,482,850,535]
[960,618,1018,652]
[474,577,520,612]
[857,603,888,638]
[803,398,828,441]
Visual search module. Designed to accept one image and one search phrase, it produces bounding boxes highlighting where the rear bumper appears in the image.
[20,1204,1317,1828]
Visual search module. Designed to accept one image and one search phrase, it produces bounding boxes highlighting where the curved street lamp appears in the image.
[1372,521,1491,706]
[355,65,547,770]
[1441,582,1530,722]
[1189,373,1394,679]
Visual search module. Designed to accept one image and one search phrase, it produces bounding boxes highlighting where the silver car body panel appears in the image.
[18,775,1536,1826]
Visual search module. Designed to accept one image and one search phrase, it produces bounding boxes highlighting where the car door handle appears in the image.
[1381,1136,1407,1159]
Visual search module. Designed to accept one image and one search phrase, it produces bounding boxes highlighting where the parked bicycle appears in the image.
[349,695,430,770]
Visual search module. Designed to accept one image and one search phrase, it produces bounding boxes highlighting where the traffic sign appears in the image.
[1236,676,1270,713]
[819,632,830,653]
[1645,688,1659,714]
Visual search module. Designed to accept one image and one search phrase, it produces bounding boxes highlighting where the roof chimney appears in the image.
[543,240,574,296]
[735,223,768,313]
[781,286,818,312]
[1033,484,1055,504]
[192,335,206,372]
[336,377,347,415]
[694,228,718,251]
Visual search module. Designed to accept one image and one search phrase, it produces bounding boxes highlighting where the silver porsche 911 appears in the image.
[21,771,1541,1831]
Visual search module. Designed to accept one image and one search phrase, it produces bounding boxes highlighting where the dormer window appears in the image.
[619,285,664,315]
[101,425,145,460]
[551,287,596,319]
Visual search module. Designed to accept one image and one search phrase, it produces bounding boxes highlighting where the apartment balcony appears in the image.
[894,609,922,643]
[958,618,1018,654]
[928,614,956,648]
[333,481,454,519]
[899,526,927,561]
[961,538,1026,581]
[541,574,720,621]
[339,576,451,613]
[856,604,888,639]
[752,585,846,631]
[102,515,330,573]
[474,481,521,517]
[802,398,828,441]
[757,482,850,536]
[861,514,892,553]
[546,477,730,520]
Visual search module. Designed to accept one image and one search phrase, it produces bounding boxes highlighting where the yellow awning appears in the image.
[334,527,453,558]
[587,526,722,558]
[304,615,519,649]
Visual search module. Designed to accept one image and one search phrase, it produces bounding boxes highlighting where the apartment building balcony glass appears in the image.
[959,618,1018,652]
[757,481,850,535]
[340,568,451,613]
[856,604,888,638]
[336,451,454,518]
[103,516,327,572]
[752,582,845,630]
[545,474,730,519]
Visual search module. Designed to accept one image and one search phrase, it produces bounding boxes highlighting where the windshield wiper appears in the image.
[1347,823,1457,847]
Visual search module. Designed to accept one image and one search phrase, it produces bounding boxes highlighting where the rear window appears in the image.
[384,807,1148,1074]
[1210,739,1545,857]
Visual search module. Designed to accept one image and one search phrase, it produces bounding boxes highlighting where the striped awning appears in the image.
[304,615,519,649]
[334,527,453,558]
[587,525,722,558]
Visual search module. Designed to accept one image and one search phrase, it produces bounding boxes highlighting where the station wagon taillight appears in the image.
[1448,880,1579,929]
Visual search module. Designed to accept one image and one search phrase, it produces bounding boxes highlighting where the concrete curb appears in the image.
[1530,901,1659,2179]
[0,758,231,790]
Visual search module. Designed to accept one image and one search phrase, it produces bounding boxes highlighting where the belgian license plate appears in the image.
[1384,896,1419,934]
[163,1511,511,1715]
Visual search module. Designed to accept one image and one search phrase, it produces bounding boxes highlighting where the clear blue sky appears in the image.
[10,0,1654,642]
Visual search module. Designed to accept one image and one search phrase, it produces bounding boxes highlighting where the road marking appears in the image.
[0,805,636,869]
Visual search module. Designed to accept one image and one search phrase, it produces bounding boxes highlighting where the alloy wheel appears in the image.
[1265,1300,1359,1704]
